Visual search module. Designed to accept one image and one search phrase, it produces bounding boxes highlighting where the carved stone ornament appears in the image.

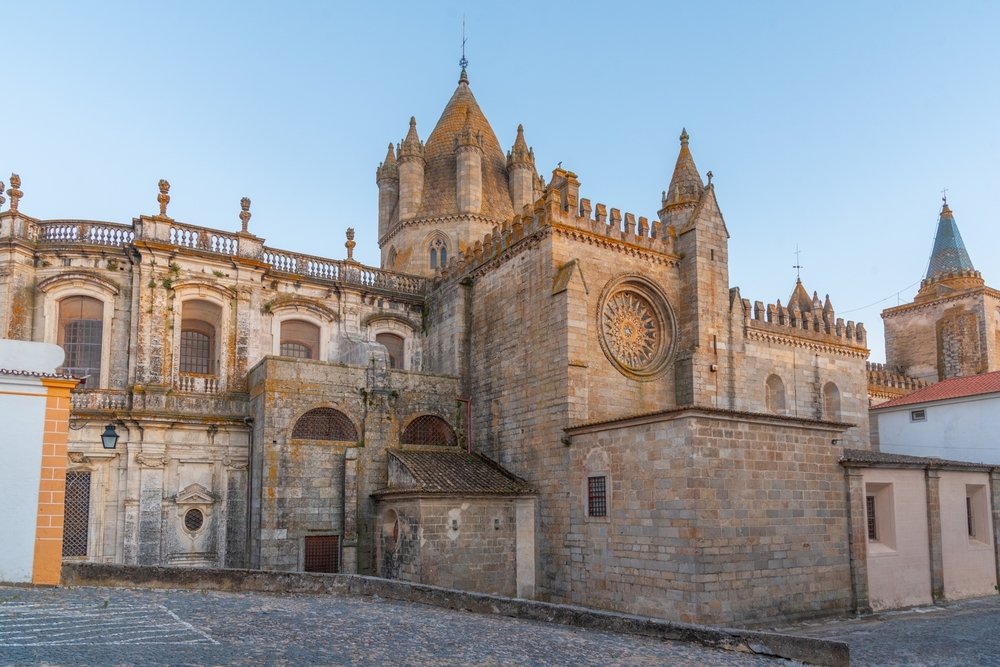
[157,179,171,217]
[68,451,88,464]
[7,173,22,212]
[136,452,167,468]
[239,197,251,233]
[597,275,676,380]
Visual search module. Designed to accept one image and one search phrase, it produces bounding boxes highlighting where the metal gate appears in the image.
[303,535,340,573]
[62,470,91,557]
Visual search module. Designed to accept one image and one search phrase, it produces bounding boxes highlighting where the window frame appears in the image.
[587,475,609,519]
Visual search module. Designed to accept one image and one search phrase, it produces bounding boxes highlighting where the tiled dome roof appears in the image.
[415,77,514,222]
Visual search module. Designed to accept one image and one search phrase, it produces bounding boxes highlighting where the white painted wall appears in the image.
[0,339,64,583]
[875,393,1000,464]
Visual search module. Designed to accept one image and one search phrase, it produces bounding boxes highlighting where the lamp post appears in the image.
[100,424,119,450]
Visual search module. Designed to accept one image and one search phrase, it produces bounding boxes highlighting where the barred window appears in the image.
[588,476,607,517]
[304,535,340,573]
[292,407,358,441]
[58,296,103,381]
[280,319,320,360]
[180,328,212,373]
[401,415,456,447]
[866,495,877,540]
[62,471,91,557]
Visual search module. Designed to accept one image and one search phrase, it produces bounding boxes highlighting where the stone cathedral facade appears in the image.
[0,69,881,625]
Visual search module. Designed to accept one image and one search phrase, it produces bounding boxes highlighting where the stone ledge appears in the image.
[60,562,848,666]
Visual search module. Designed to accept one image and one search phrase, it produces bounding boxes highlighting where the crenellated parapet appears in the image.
[867,361,929,405]
[739,291,867,355]
[431,169,681,287]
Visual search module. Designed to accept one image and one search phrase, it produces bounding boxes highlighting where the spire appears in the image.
[787,279,813,313]
[377,142,398,182]
[506,124,535,169]
[925,199,976,280]
[662,128,704,210]
[399,117,424,159]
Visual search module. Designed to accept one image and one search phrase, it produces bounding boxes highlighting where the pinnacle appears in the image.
[662,128,704,210]
[925,199,976,280]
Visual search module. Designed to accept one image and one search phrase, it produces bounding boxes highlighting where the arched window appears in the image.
[280,319,320,360]
[401,415,457,447]
[823,382,841,421]
[180,300,221,375]
[58,296,104,380]
[292,407,358,441]
[765,374,786,414]
[376,332,405,369]
[429,238,448,270]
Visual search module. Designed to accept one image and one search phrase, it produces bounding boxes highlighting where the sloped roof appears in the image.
[415,76,514,222]
[925,202,976,280]
[787,279,813,313]
[841,447,993,469]
[377,448,534,496]
[873,370,1000,409]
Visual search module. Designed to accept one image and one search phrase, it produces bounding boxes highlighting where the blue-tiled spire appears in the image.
[925,201,975,280]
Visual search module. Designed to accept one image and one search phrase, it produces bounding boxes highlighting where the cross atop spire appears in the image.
[793,245,803,281]
[458,16,469,84]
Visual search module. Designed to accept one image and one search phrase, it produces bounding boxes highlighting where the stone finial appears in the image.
[680,128,689,146]
[157,179,171,217]
[345,227,356,261]
[0,181,5,210]
[706,170,713,185]
[7,173,22,212]
[240,197,251,233]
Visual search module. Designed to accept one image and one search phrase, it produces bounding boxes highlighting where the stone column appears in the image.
[991,471,1000,591]
[925,468,945,603]
[844,468,873,615]
[342,448,358,574]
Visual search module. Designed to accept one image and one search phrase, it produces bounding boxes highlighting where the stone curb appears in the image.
[61,562,848,666]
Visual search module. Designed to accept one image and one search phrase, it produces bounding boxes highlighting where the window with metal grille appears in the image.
[62,471,91,557]
[58,296,103,381]
[588,476,607,517]
[292,407,358,441]
[184,508,205,532]
[967,496,974,538]
[400,415,456,446]
[280,341,312,358]
[180,329,212,374]
[866,495,877,540]
[304,535,340,573]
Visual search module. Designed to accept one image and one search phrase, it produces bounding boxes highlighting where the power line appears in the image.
[838,280,922,314]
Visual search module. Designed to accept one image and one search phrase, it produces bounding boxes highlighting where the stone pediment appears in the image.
[174,483,217,505]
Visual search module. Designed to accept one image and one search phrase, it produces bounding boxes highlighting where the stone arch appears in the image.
[765,374,786,414]
[291,407,358,442]
[823,381,841,421]
[400,414,456,447]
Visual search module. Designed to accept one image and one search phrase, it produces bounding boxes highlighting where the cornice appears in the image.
[745,327,868,359]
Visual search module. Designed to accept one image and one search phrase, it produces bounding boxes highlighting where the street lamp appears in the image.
[100,424,119,450]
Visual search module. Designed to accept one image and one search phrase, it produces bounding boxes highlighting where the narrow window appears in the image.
[588,476,607,517]
[304,535,340,573]
[967,496,975,538]
[823,382,841,421]
[765,374,786,414]
[429,246,438,269]
[58,296,104,381]
[62,471,91,557]
[866,495,877,540]
[180,300,221,375]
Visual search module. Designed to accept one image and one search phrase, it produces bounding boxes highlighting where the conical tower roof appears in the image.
[662,128,705,210]
[415,74,513,221]
[787,279,813,313]
[925,201,975,280]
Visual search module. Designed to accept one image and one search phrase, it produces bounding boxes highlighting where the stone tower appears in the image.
[883,200,1000,381]
[376,68,540,276]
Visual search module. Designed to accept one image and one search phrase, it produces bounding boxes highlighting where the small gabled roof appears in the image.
[873,370,1000,410]
[377,448,534,496]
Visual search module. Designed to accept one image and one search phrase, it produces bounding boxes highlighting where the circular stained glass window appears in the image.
[184,508,204,532]
[597,276,676,380]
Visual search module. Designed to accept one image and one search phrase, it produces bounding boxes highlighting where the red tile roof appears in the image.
[873,370,1000,409]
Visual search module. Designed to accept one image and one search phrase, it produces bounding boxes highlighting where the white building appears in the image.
[871,370,1000,464]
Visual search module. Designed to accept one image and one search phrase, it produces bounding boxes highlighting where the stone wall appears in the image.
[566,408,853,626]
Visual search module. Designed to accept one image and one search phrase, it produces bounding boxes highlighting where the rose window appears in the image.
[598,276,675,380]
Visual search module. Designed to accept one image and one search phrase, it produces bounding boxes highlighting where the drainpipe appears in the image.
[456,397,472,453]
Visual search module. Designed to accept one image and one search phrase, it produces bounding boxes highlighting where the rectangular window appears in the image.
[910,409,926,422]
[967,496,975,538]
[180,330,212,374]
[587,476,607,517]
[967,484,989,543]
[303,535,340,573]
[62,471,91,557]
[866,495,877,540]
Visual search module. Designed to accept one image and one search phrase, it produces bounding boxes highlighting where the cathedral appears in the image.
[4,64,994,626]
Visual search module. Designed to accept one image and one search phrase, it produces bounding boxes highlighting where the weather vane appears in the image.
[459,16,468,73]
[941,187,948,204]
[793,244,803,281]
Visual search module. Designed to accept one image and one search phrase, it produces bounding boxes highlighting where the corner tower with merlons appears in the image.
[376,67,542,276]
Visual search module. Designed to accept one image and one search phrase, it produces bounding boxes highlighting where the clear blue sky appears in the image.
[6,1,999,363]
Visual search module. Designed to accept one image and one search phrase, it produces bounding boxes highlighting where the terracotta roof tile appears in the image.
[377,448,533,496]
[872,370,1000,410]
[841,447,994,469]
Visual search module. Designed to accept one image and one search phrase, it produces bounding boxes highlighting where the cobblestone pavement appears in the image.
[774,595,1000,667]
[0,585,800,666]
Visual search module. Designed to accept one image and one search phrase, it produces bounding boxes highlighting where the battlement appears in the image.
[432,173,679,285]
[740,293,867,349]
[866,362,928,392]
